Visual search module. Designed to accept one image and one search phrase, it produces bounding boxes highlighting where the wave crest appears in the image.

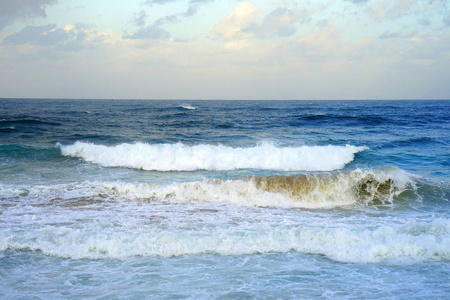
[58,141,367,172]
[250,169,405,207]
[4,167,413,209]
[4,168,418,209]
[149,167,413,208]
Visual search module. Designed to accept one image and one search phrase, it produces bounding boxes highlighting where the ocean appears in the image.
[0,99,449,299]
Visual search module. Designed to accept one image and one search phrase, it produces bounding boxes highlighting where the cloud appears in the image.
[2,23,102,53]
[444,11,450,26]
[123,24,171,40]
[295,22,344,59]
[367,0,447,20]
[183,0,215,17]
[370,0,417,20]
[144,0,177,4]
[248,7,305,38]
[214,2,260,39]
[3,24,67,46]
[0,0,57,30]
[144,0,213,17]
[126,0,213,41]
[379,31,417,39]
[214,2,306,40]
[419,17,431,26]
[124,14,173,41]
[347,0,448,25]
[134,10,147,27]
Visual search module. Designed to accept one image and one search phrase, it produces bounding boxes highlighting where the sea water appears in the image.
[0,99,449,299]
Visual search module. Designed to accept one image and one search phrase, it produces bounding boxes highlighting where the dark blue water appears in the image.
[1,99,449,299]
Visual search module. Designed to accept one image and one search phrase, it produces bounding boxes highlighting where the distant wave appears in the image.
[179,104,196,110]
[0,119,61,126]
[58,141,367,172]
[0,126,15,132]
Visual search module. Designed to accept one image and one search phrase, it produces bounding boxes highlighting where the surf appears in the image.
[2,167,416,209]
[1,214,448,264]
[133,167,414,208]
[58,141,368,172]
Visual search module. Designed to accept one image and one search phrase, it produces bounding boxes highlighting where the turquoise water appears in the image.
[1,99,449,299]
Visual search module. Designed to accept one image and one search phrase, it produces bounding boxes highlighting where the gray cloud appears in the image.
[123,25,171,40]
[3,23,98,53]
[245,7,308,38]
[144,0,213,18]
[379,31,402,39]
[3,24,66,46]
[0,0,57,30]
[134,10,147,27]
[419,17,431,26]
[126,0,214,41]
[379,31,417,39]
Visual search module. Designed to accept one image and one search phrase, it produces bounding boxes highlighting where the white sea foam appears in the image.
[58,142,367,172]
[1,218,448,263]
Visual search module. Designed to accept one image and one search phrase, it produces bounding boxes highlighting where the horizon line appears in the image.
[1,97,449,101]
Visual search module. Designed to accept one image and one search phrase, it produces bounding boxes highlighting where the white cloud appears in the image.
[224,40,252,50]
[214,2,261,40]
[296,22,344,59]
[214,2,307,40]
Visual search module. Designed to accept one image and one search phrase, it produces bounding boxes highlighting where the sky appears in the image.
[0,0,449,100]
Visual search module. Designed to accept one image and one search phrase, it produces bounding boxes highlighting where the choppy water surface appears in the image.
[1,99,449,299]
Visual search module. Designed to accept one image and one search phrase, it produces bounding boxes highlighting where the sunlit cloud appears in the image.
[214,2,261,40]
[214,1,309,41]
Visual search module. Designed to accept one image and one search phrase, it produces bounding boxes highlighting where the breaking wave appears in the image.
[58,141,367,172]
[121,167,413,208]
[2,167,414,209]
[179,104,196,110]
